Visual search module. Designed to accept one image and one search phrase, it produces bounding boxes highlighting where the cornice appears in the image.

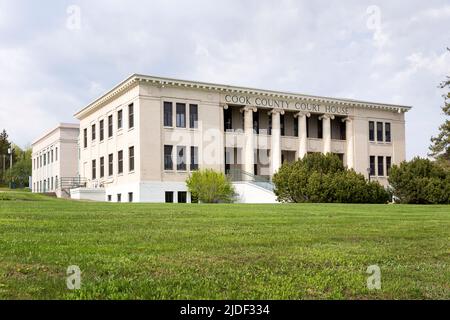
[74,74,413,119]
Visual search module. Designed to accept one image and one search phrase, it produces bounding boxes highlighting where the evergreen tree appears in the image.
[429,49,450,167]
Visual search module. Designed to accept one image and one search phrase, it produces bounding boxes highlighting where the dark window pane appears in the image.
[100,120,104,141]
[369,121,375,141]
[100,157,104,178]
[189,104,198,128]
[176,103,186,128]
[129,103,134,128]
[164,102,173,127]
[118,110,123,129]
[280,114,285,136]
[118,150,123,174]
[378,156,384,176]
[178,191,187,203]
[317,117,323,139]
[190,146,198,171]
[165,191,174,203]
[164,145,173,170]
[92,159,96,179]
[370,156,376,176]
[224,108,232,131]
[129,146,135,172]
[294,118,298,137]
[108,115,113,137]
[177,146,186,171]
[385,122,391,142]
[128,192,133,203]
[83,128,87,148]
[386,156,392,176]
[377,122,383,142]
[91,124,96,140]
[108,154,113,176]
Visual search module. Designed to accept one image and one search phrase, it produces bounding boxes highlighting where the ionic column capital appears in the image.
[342,116,354,123]
[294,112,311,118]
[223,104,229,110]
[319,114,335,120]
[267,108,285,116]
[240,106,257,113]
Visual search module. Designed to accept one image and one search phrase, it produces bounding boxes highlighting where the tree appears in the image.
[5,146,32,188]
[273,153,389,203]
[186,169,236,203]
[0,129,11,185]
[388,157,450,204]
[429,49,450,167]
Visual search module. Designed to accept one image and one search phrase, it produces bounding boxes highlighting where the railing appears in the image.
[226,168,275,192]
[56,177,87,190]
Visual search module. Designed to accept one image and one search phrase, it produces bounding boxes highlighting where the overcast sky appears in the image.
[0,0,449,159]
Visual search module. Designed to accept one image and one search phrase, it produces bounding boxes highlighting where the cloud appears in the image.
[0,0,449,160]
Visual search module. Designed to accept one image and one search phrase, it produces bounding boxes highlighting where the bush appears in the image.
[388,157,450,204]
[273,153,389,203]
[186,169,236,203]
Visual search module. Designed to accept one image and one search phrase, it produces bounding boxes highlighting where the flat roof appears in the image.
[32,123,79,146]
[75,73,413,119]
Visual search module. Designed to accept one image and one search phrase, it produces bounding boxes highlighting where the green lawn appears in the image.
[0,191,449,300]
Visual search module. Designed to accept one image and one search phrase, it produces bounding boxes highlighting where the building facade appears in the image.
[31,123,79,197]
[71,74,410,203]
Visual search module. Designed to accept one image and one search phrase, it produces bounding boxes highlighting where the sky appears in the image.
[0,0,449,159]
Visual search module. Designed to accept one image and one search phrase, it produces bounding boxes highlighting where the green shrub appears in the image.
[388,157,450,204]
[186,169,236,203]
[273,153,389,203]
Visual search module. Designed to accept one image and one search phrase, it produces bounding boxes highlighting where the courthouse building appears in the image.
[31,123,79,197]
[32,74,411,203]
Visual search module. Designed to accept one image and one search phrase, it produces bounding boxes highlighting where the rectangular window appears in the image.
[108,115,113,138]
[55,147,58,161]
[280,114,285,136]
[99,120,104,141]
[178,191,187,203]
[108,154,113,176]
[83,128,87,148]
[165,191,174,203]
[190,146,198,171]
[224,108,232,131]
[117,110,123,129]
[128,103,134,128]
[117,194,121,202]
[51,177,54,190]
[164,101,173,127]
[107,195,112,202]
[177,146,187,171]
[118,150,123,174]
[176,103,186,128]
[385,122,391,142]
[317,117,323,139]
[92,159,96,179]
[129,146,135,172]
[376,122,383,142]
[189,104,198,128]
[100,157,105,178]
[268,116,272,135]
[378,156,384,176]
[164,145,173,170]
[386,156,392,176]
[44,154,46,166]
[51,150,54,163]
[128,192,133,203]
[92,124,96,141]
[294,118,299,137]
[340,121,346,140]
[369,121,375,141]
[253,110,260,134]
[369,156,376,176]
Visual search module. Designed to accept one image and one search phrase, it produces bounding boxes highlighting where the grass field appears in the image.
[0,190,449,300]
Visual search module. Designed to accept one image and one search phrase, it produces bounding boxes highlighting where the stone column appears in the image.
[295,112,310,159]
[241,106,257,175]
[269,109,285,175]
[343,117,354,169]
[320,114,334,154]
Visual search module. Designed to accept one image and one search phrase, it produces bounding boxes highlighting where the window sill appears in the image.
[128,170,135,174]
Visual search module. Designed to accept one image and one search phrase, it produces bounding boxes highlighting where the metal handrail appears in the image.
[226,168,274,191]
